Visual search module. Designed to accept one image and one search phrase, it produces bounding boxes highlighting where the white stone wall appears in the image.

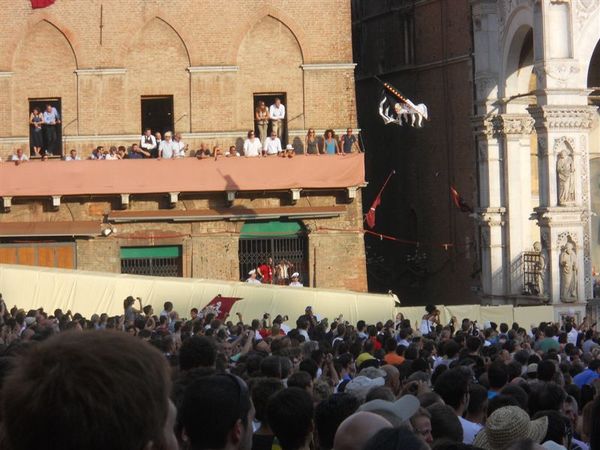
[471,0,600,315]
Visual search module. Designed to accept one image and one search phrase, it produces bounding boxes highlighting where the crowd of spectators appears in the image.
[1,295,599,450]
[1,100,361,163]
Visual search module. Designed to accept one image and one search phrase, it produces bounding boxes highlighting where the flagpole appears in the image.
[364,169,396,224]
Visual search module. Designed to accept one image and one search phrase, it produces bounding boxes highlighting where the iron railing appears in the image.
[121,256,182,277]
[239,235,308,285]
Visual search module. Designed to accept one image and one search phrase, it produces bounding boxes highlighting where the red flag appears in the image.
[202,295,242,320]
[365,193,382,229]
[450,186,473,213]
[31,0,55,8]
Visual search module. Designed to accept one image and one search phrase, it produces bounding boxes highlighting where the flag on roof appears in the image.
[31,0,55,8]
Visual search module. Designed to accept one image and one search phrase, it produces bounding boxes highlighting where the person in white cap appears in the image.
[246,269,261,284]
[289,272,303,287]
[281,144,295,158]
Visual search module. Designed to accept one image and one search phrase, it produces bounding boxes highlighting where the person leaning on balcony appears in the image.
[255,100,270,142]
[65,149,81,161]
[154,132,162,158]
[226,145,240,157]
[243,130,262,157]
[246,269,262,284]
[304,128,320,155]
[340,128,360,154]
[159,131,179,159]
[140,128,157,157]
[324,129,341,155]
[269,97,285,139]
[128,143,150,159]
[264,130,282,156]
[173,133,188,158]
[10,148,29,165]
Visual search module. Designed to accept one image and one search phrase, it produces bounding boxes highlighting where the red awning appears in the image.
[0,153,365,197]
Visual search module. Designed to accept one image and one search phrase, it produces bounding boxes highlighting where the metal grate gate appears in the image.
[239,236,308,284]
[522,251,542,295]
[121,256,182,277]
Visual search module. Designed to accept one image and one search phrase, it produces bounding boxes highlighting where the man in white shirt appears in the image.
[10,148,28,163]
[159,131,179,159]
[173,133,188,158]
[140,128,157,157]
[263,131,282,156]
[243,130,262,157]
[269,98,285,139]
[246,269,262,284]
[65,149,81,161]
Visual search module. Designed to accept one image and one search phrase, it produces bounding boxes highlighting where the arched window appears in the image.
[239,221,308,285]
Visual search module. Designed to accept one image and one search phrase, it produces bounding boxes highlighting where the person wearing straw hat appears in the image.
[473,406,548,450]
[246,269,261,285]
[289,272,303,287]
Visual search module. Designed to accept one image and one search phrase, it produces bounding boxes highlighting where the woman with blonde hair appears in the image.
[304,128,319,155]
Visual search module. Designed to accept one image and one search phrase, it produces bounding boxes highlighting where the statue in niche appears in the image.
[557,147,576,205]
[559,240,578,302]
[532,241,546,296]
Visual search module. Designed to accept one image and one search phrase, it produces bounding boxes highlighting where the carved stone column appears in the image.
[493,114,535,295]
[472,116,507,297]
[529,106,597,305]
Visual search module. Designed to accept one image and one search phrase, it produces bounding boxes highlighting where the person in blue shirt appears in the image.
[42,104,61,155]
[128,143,150,159]
[573,359,600,388]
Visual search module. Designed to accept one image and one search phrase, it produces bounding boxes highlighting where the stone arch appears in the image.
[231,8,307,64]
[122,17,191,134]
[575,10,600,85]
[121,16,191,67]
[234,15,304,131]
[503,25,535,115]
[11,19,78,136]
[7,17,79,71]
[501,5,534,101]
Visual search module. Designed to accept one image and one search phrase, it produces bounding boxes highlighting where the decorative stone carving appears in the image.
[544,61,580,86]
[556,139,576,206]
[533,241,547,296]
[528,106,597,130]
[491,114,534,137]
[574,0,600,27]
[471,116,498,139]
[476,207,506,226]
[559,238,578,302]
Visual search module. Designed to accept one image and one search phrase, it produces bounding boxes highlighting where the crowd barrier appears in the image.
[0,264,555,327]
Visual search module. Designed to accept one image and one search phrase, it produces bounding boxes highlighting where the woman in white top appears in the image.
[243,130,262,157]
[420,304,440,335]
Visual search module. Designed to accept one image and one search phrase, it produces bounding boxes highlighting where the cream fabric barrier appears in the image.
[397,304,555,330]
[0,264,555,326]
[0,264,397,324]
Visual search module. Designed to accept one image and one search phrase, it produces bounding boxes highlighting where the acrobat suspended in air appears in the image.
[377,78,429,128]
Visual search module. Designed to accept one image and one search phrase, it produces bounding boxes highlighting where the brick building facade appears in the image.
[353,0,478,305]
[0,0,357,157]
[0,1,368,292]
